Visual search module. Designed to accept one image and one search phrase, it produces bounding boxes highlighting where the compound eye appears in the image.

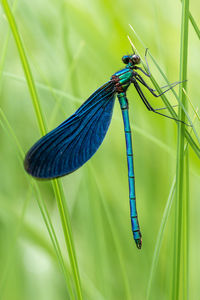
[132,54,141,64]
[122,55,130,64]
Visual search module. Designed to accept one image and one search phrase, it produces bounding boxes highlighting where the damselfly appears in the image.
[24,50,182,249]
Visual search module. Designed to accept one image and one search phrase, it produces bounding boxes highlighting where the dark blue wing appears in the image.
[24,81,116,178]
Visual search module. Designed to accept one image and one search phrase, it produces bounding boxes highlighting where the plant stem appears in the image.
[1,1,83,299]
[173,0,189,299]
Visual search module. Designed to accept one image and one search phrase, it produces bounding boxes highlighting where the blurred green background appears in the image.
[0,0,200,299]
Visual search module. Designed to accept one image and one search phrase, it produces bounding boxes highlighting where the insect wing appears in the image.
[24,81,116,178]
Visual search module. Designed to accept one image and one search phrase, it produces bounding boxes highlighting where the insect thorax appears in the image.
[111,68,133,93]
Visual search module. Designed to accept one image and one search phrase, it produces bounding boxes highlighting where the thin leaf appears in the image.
[1,1,82,299]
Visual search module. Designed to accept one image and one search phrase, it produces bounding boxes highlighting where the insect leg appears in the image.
[135,74,184,97]
[133,81,190,125]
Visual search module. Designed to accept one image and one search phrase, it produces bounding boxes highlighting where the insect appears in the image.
[24,50,182,249]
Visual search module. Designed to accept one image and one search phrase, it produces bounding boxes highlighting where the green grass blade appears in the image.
[0,108,75,299]
[173,0,190,299]
[189,12,200,39]
[1,1,82,299]
[183,148,189,300]
[90,165,132,300]
[128,27,200,159]
[180,0,200,39]
[143,62,200,159]
[52,179,83,300]
[146,55,200,148]
[61,2,80,98]
[146,114,194,300]
[146,175,176,300]
[1,0,46,135]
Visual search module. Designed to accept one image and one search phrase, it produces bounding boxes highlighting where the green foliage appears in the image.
[0,0,199,299]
